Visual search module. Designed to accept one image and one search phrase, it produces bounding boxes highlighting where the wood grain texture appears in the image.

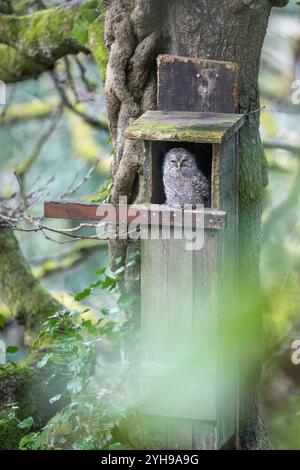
[140,232,219,448]
[125,111,244,144]
[157,55,239,114]
[44,201,226,229]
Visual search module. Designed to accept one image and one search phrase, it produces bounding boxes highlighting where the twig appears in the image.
[244,106,266,117]
[264,140,300,160]
[15,105,63,178]
[59,156,102,200]
[52,72,108,132]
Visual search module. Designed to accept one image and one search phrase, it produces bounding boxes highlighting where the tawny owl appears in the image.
[163,148,210,207]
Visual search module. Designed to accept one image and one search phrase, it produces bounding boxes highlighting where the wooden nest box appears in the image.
[124,56,245,450]
[125,110,244,208]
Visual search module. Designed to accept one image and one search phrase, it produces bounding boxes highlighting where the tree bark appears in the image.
[0,0,101,82]
[0,357,68,450]
[104,0,289,449]
[0,231,67,449]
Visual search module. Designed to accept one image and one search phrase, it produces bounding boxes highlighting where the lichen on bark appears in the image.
[0,0,103,83]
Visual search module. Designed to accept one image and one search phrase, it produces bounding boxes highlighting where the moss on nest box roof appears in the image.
[125,111,245,144]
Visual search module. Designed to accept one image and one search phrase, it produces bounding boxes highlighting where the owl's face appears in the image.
[164,148,198,177]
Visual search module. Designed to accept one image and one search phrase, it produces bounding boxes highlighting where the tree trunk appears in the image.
[0,229,61,339]
[0,357,69,450]
[105,0,288,449]
[0,230,66,449]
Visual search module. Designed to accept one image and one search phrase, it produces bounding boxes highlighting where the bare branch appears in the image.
[52,72,109,131]
[263,140,300,160]
[16,105,63,178]
[0,100,57,125]
[32,239,106,278]
[0,1,100,83]
[59,156,103,199]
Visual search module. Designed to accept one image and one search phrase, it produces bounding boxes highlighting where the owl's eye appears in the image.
[170,159,176,163]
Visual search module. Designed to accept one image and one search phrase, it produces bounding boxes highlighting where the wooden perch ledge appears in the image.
[44,201,227,230]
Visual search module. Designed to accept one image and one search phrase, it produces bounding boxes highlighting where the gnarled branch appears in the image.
[0,0,101,82]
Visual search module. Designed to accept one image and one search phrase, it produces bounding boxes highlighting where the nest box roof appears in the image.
[125,111,245,144]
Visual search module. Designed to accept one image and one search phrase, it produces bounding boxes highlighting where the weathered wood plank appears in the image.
[125,111,245,144]
[214,137,239,448]
[44,201,227,229]
[140,231,218,448]
[157,55,239,114]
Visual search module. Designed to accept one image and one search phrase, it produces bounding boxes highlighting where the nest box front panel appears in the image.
[143,141,213,206]
[131,56,242,450]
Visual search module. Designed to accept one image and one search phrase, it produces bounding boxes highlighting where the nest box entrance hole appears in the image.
[149,141,213,206]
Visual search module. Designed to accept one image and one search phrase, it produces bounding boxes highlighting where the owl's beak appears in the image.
[176,162,182,170]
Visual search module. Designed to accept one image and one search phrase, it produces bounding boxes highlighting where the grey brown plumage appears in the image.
[163,148,210,207]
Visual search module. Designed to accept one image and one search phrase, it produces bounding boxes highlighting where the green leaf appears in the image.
[67,377,84,394]
[90,279,103,290]
[37,353,54,369]
[102,276,117,290]
[49,394,62,404]
[114,265,126,276]
[82,319,97,336]
[96,267,106,276]
[19,432,40,450]
[71,9,98,46]
[18,416,34,429]
[74,288,91,301]
[59,340,78,354]
[105,442,123,450]
[6,345,18,354]
[101,307,110,316]
[72,437,96,450]
[72,24,89,45]
[74,279,102,301]
[0,314,5,329]
[117,293,132,309]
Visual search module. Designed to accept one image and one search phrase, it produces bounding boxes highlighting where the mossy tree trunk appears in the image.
[0,230,64,449]
[0,359,69,450]
[0,229,61,336]
[104,0,289,449]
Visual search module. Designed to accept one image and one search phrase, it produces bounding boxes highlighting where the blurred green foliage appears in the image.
[259,4,300,450]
